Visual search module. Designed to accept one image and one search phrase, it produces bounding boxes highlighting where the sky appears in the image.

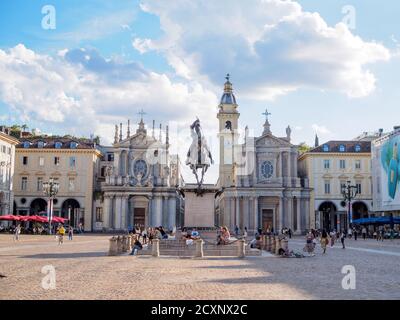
[0,0,399,183]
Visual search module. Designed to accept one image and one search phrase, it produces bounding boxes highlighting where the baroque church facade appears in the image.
[94,116,184,232]
[215,77,311,234]
[93,77,311,234]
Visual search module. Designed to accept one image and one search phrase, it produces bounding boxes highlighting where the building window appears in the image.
[101,167,106,177]
[39,157,44,167]
[339,144,346,152]
[323,144,329,152]
[340,181,346,193]
[377,177,380,194]
[70,142,78,149]
[69,156,76,168]
[54,157,60,166]
[1,145,5,153]
[96,207,103,222]
[68,178,75,192]
[107,153,114,162]
[323,159,330,169]
[355,145,361,152]
[22,156,28,165]
[339,159,346,169]
[355,160,361,170]
[55,142,62,149]
[23,141,30,148]
[356,181,362,194]
[37,177,43,192]
[324,180,331,194]
[21,177,28,191]
[38,141,45,148]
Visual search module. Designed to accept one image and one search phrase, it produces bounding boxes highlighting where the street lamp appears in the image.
[341,180,358,231]
[42,178,59,234]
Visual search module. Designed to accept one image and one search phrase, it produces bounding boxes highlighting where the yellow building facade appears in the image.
[13,138,101,231]
[298,141,372,232]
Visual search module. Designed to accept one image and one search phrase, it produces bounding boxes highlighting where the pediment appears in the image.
[255,133,293,147]
[115,132,156,148]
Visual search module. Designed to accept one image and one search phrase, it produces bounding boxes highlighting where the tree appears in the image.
[21,124,28,132]
[298,142,311,154]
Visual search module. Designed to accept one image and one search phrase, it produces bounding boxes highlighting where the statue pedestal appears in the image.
[183,184,217,228]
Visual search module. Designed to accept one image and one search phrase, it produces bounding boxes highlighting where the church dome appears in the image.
[220,74,237,105]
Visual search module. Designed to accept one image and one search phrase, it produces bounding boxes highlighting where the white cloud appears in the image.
[312,124,331,135]
[135,0,391,99]
[0,45,219,146]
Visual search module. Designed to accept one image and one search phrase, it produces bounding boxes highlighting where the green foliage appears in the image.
[298,142,311,154]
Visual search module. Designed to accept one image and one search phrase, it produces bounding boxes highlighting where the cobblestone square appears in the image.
[0,234,399,300]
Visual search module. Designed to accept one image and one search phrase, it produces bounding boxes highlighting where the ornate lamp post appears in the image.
[43,178,59,234]
[341,180,358,231]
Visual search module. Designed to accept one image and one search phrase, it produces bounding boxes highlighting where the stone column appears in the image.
[237,239,246,258]
[152,239,160,257]
[243,197,249,231]
[286,151,291,180]
[147,196,152,227]
[253,197,259,232]
[195,239,204,258]
[108,237,118,256]
[275,237,281,255]
[168,197,176,231]
[305,199,310,231]
[103,195,111,229]
[278,197,283,232]
[117,236,123,253]
[230,198,235,230]
[121,196,128,230]
[296,197,302,234]
[162,196,169,227]
[153,196,163,227]
[287,197,293,231]
[114,196,122,230]
[235,197,240,229]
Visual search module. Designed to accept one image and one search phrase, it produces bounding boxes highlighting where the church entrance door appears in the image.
[134,208,145,229]
[262,209,274,232]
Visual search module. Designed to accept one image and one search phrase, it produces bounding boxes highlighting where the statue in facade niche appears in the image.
[185,118,214,192]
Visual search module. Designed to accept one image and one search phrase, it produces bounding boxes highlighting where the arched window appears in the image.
[55,142,62,149]
[355,145,361,152]
[70,142,78,149]
[339,144,346,152]
[23,141,30,149]
[322,144,329,152]
[37,141,45,148]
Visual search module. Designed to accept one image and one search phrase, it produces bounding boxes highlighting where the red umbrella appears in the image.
[52,216,68,223]
[18,216,32,222]
[0,215,21,221]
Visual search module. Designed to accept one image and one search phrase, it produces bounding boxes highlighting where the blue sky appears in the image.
[0,0,400,182]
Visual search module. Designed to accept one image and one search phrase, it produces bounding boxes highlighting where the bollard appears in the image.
[122,235,127,252]
[281,238,289,253]
[266,236,271,251]
[194,239,204,258]
[117,236,123,254]
[108,237,118,256]
[127,235,132,252]
[261,235,266,250]
[275,237,282,255]
[270,236,276,253]
[152,239,160,257]
[237,239,246,258]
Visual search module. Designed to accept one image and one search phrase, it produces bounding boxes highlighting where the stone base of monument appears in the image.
[183,184,218,228]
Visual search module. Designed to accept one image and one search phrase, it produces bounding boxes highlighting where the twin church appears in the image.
[97,76,311,234]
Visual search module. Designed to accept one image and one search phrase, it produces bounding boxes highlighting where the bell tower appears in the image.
[217,74,240,188]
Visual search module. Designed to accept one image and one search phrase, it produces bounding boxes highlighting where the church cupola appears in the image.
[136,109,147,135]
[220,74,237,106]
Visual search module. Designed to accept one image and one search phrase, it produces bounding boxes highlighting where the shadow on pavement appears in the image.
[21,252,107,259]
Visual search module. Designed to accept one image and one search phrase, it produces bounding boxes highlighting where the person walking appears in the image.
[329,230,336,247]
[234,225,239,237]
[14,224,21,241]
[362,227,367,240]
[288,228,292,239]
[353,227,358,241]
[320,229,329,254]
[68,226,73,241]
[303,231,315,257]
[57,225,65,245]
[142,228,147,244]
[340,231,346,249]
[243,227,248,240]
